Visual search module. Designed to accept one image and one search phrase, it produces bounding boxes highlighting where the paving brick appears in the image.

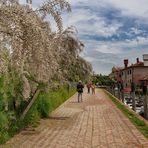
[2,89,148,148]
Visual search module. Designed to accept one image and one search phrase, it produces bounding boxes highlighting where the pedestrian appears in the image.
[91,83,95,94]
[86,82,91,93]
[77,80,84,102]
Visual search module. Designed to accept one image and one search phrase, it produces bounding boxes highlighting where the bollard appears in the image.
[143,95,148,120]
[118,89,120,100]
[131,82,136,111]
[142,85,148,120]
[121,91,124,103]
[131,91,136,111]
[112,88,114,95]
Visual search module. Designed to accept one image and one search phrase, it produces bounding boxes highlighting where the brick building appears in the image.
[121,54,148,91]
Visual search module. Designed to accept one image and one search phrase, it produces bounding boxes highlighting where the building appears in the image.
[121,55,148,91]
[109,67,122,83]
[143,54,148,66]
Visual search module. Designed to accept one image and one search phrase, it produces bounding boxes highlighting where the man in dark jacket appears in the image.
[77,80,84,102]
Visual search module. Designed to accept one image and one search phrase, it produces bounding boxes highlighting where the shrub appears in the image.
[0,112,9,143]
[0,85,76,144]
[24,102,40,127]
[37,94,52,118]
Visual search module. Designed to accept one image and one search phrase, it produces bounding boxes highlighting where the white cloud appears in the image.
[20,0,148,75]
[68,0,148,21]
[81,37,148,74]
[104,0,148,20]
[81,36,148,55]
[64,0,148,75]
[63,7,122,38]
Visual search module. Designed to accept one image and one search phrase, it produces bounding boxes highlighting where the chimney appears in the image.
[124,59,128,68]
[136,58,139,63]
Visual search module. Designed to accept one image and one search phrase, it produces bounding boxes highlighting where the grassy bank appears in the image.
[105,90,148,139]
[0,86,76,144]
[25,86,76,126]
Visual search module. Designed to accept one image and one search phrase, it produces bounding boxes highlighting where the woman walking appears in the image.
[91,83,96,94]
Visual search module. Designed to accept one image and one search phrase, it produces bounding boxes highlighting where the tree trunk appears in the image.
[21,89,40,120]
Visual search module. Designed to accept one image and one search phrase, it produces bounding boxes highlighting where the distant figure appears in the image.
[86,82,91,93]
[91,83,96,94]
[77,80,84,102]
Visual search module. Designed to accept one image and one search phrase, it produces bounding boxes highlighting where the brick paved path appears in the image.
[2,89,148,148]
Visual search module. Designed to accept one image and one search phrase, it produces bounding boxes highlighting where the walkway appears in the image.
[2,89,148,148]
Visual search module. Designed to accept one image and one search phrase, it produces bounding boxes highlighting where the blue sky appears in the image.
[20,0,148,75]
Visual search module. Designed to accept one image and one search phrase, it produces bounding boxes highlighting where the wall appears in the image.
[133,67,148,85]
[143,54,148,66]
[121,66,148,88]
[121,68,132,88]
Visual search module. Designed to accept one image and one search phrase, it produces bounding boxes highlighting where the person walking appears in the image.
[91,83,96,94]
[77,80,84,102]
[86,82,91,94]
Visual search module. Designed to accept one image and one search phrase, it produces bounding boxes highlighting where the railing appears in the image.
[105,86,148,120]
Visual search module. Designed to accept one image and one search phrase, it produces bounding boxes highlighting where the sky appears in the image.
[20,0,148,75]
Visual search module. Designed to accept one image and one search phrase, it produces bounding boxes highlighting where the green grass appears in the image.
[0,112,9,143]
[24,86,76,126]
[105,90,148,139]
[0,86,76,144]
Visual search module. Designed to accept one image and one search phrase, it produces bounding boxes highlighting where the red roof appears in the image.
[121,61,145,71]
[131,61,144,67]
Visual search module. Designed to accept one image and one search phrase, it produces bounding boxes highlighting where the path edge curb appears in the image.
[49,92,77,114]
[104,89,148,126]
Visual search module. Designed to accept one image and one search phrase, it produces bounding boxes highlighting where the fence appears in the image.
[106,86,148,120]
